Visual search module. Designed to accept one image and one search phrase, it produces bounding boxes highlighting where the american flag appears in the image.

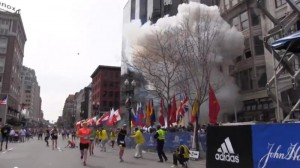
[0,96,7,105]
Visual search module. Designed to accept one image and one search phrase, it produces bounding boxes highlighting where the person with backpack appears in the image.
[171,143,190,168]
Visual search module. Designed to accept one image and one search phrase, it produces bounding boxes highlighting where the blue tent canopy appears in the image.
[271,31,300,53]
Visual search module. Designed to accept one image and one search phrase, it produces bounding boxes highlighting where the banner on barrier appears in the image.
[206,125,253,168]
[252,123,300,168]
[128,132,206,153]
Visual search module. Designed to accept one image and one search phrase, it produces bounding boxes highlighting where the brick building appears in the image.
[0,10,26,125]
[91,65,121,116]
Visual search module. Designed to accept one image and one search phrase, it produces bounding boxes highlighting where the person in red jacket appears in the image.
[77,121,91,166]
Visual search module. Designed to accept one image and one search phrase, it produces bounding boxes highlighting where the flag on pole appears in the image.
[96,112,110,125]
[107,108,115,126]
[159,97,165,126]
[0,96,7,105]
[131,108,137,128]
[137,103,144,127]
[209,85,220,125]
[191,97,200,123]
[145,100,151,127]
[150,99,156,125]
[169,96,177,125]
[176,95,189,124]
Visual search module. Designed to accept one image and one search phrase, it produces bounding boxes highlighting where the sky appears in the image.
[9,0,128,122]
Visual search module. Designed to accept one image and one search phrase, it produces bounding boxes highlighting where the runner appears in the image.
[44,128,50,147]
[117,124,127,162]
[89,125,96,155]
[50,127,58,150]
[77,121,91,166]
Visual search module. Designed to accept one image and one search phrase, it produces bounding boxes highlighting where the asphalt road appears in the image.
[0,137,206,168]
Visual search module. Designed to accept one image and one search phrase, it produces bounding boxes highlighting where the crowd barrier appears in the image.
[125,132,207,153]
[206,123,300,168]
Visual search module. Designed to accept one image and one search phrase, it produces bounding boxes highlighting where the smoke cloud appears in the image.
[123,2,244,123]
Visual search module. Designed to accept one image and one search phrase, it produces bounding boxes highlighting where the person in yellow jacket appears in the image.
[96,129,102,145]
[171,143,190,168]
[110,129,116,148]
[99,127,108,152]
[131,127,145,158]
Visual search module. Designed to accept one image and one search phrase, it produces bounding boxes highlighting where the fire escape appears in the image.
[257,0,300,121]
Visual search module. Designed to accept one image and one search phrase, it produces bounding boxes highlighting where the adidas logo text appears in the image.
[215,137,240,163]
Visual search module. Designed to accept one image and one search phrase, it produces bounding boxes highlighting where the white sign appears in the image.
[0,2,20,13]
[189,150,199,159]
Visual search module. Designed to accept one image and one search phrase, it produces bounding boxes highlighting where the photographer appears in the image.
[171,142,190,168]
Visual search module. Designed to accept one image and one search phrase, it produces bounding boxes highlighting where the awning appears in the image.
[271,30,300,53]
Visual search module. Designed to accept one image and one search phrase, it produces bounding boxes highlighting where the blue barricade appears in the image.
[126,132,207,153]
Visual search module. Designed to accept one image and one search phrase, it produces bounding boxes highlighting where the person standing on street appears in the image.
[132,127,145,158]
[100,127,108,152]
[51,127,58,150]
[0,124,11,151]
[44,128,50,147]
[154,125,168,162]
[117,124,127,162]
[77,121,91,166]
[110,129,116,148]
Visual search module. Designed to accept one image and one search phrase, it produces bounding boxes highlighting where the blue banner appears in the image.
[252,123,300,168]
[126,132,207,153]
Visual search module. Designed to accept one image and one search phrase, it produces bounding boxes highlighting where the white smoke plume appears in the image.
[123,2,244,123]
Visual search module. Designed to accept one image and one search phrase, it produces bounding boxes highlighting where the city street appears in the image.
[0,137,206,168]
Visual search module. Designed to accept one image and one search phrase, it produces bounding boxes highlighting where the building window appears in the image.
[115,92,119,98]
[241,11,249,30]
[140,0,148,24]
[236,56,242,62]
[275,0,287,8]
[256,66,267,88]
[131,0,136,20]
[237,68,253,90]
[109,101,113,107]
[224,0,230,10]
[109,82,114,87]
[254,35,264,55]
[109,91,113,97]
[230,0,239,7]
[232,16,240,30]
[251,8,260,26]
[115,101,119,108]
[0,37,8,54]
[0,58,5,73]
[103,101,107,107]
[102,81,107,87]
[245,50,252,59]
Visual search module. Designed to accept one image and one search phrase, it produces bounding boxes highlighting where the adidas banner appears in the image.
[252,123,300,168]
[206,125,253,168]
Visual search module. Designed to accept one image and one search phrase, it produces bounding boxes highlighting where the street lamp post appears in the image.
[124,78,136,134]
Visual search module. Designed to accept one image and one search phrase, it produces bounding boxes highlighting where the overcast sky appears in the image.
[9,0,128,122]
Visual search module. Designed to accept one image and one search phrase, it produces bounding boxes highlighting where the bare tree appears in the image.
[174,4,241,151]
[129,27,182,107]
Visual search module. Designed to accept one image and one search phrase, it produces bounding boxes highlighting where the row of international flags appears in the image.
[81,84,220,128]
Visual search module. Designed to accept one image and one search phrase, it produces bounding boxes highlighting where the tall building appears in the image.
[20,66,42,121]
[91,65,121,116]
[219,0,300,121]
[0,10,27,125]
[62,94,75,128]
